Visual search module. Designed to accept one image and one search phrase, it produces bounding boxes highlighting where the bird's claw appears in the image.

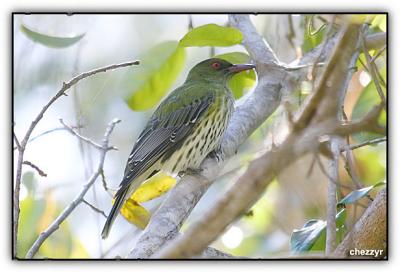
[179,167,203,177]
[208,148,224,162]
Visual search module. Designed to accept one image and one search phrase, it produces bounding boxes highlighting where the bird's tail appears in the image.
[101,190,127,239]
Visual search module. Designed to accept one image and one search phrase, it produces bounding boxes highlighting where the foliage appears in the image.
[119,173,176,229]
[290,209,347,253]
[179,23,243,47]
[124,23,248,111]
[290,181,385,253]
[301,15,327,54]
[338,182,385,205]
[215,52,257,98]
[15,14,387,259]
[20,22,85,48]
[125,41,186,111]
[17,172,88,258]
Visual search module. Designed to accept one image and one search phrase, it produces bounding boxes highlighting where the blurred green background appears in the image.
[13,14,386,258]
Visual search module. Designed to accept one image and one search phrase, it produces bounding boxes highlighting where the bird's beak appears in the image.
[227,63,256,74]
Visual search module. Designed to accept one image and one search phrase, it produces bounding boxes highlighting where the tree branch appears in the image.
[365,32,387,51]
[298,31,386,66]
[25,119,120,258]
[13,60,139,257]
[326,137,342,254]
[13,131,21,151]
[155,114,380,258]
[128,14,286,258]
[129,15,382,259]
[197,247,241,259]
[334,188,387,258]
[228,15,279,63]
[154,17,366,259]
[22,161,47,177]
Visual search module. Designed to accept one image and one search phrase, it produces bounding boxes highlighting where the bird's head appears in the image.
[186,58,255,83]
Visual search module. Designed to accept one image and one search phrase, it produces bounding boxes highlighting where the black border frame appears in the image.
[11,11,389,261]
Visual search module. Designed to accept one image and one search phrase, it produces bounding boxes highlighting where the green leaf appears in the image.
[371,15,387,32]
[179,24,243,47]
[215,52,256,98]
[338,181,386,205]
[302,16,326,54]
[125,41,186,111]
[215,52,250,64]
[335,209,347,245]
[20,22,85,48]
[290,209,347,253]
[352,74,386,142]
[290,219,326,252]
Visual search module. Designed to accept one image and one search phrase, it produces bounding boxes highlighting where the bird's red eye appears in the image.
[211,62,221,70]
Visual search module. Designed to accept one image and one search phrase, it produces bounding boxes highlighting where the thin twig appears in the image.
[309,16,335,85]
[83,199,108,218]
[314,154,353,190]
[100,169,115,196]
[345,137,387,151]
[13,131,22,151]
[13,125,84,151]
[22,161,47,177]
[59,119,106,150]
[360,33,387,110]
[31,125,83,142]
[286,15,296,51]
[13,60,139,257]
[25,119,120,258]
[370,45,387,63]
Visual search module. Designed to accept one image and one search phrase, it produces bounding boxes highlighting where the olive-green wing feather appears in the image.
[116,92,214,196]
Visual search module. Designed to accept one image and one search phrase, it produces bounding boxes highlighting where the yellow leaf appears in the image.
[118,172,176,229]
[131,172,176,203]
[119,199,150,230]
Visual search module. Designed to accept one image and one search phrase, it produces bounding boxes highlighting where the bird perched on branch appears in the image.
[101,58,255,239]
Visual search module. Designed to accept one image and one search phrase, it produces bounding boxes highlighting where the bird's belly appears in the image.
[162,102,232,175]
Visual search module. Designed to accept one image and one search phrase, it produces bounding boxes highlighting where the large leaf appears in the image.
[179,24,243,47]
[290,209,347,253]
[119,199,150,230]
[125,41,186,111]
[119,172,176,229]
[290,219,326,252]
[130,172,176,203]
[215,52,256,98]
[20,22,85,48]
[338,181,386,205]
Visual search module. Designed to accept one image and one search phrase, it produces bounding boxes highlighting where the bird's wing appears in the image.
[116,92,214,196]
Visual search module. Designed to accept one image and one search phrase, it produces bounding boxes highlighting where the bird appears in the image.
[101,58,255,239]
